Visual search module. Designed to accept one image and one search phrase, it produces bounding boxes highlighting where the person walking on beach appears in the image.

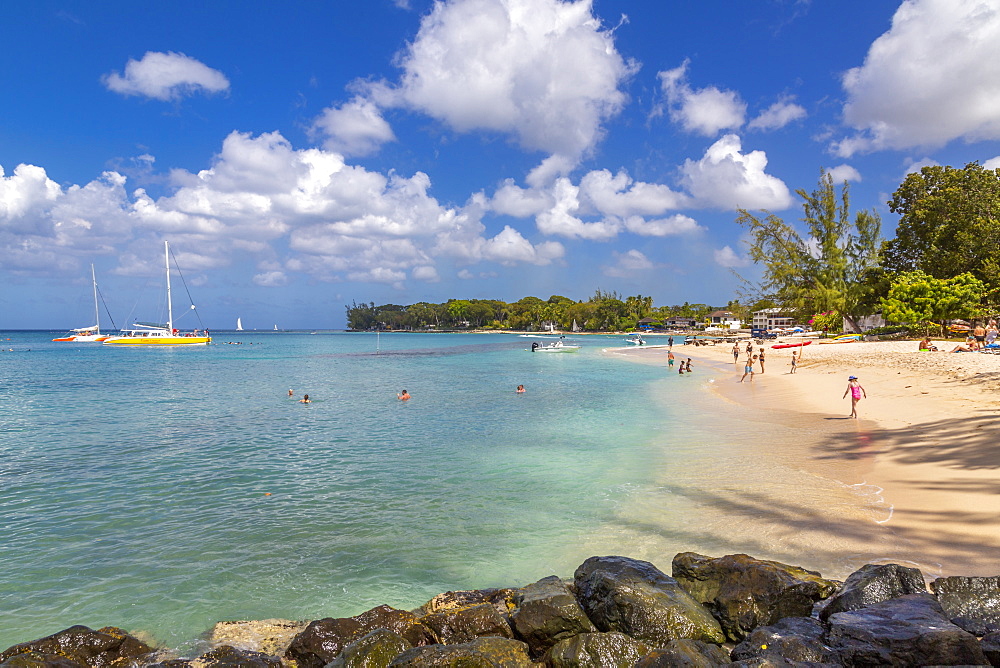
[746,341,753,357]
[732,342,740,364]
[758,348,766,373]
[790,351,798,374]
[685,359,692,373]
[668,336,674,347]
[740,356,755,382]
[667,350,675,370]
[842,376,866,418]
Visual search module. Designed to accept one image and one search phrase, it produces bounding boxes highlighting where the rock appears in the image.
[574,556,724,646]
[418,603,512,645]
[285,606,434,668]
[818,563,926,621]
[981,630,1000,667]
[206,619,308,656]
[193,645,281,668]
[544,632,648,668]
[0,652,84,668]
[326,629,411,668]
[671,553,839,642]
[413,589,518,622]
[388,637,531,667]
[730,616,834,663]
[825,592,987,666]
[931,575,1000,635]
[633,638,732,667]
[0,626,155,668]
[509,575,596,657]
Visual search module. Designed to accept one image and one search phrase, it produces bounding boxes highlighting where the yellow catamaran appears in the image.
[103,241,211,346]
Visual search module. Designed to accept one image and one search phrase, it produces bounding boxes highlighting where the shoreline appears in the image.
[611,338,1000,578]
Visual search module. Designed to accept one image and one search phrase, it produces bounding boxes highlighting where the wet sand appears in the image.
[608,338,1000,579]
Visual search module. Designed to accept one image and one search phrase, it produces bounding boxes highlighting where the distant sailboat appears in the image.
[274,324,278,331]
[572,319,580,332]
[236,317,243,331]
[53,264,110,342]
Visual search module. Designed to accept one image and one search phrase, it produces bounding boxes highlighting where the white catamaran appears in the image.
[103,241,211,346]
[53,264,110,342]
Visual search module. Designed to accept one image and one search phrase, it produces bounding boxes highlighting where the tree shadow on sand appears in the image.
[812,411,1000,471]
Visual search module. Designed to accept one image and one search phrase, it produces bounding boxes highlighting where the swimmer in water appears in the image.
[299,394,311,404]
[398,389,411,401]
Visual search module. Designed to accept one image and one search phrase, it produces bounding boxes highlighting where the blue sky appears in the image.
[3,0,999,329]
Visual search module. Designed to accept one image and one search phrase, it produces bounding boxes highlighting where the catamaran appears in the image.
[53,264,110,342]
[236,317,244,331]
[103,241,211,346]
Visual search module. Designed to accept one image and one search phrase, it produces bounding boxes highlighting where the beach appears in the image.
[614,337,1000,579]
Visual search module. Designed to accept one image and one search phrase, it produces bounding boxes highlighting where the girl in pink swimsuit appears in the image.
[842,375,866,418]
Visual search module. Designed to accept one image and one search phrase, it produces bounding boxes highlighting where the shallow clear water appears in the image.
[0,331,897,651]
[0,332,683,649]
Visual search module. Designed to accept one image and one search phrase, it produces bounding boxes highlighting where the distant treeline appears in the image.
[346,291,745,332]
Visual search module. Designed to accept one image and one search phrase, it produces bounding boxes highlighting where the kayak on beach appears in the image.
[771,340,812,349]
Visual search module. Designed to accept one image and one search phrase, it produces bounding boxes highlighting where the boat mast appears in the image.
[91,263,100,336]
[165,240,173,333]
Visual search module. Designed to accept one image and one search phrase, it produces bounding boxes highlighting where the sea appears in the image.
[0,331,894,652]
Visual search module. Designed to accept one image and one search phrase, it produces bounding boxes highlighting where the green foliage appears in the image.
[809,311,841,333]
[736,171,882,332]
[881,271,985,330]
[883,162,1000,285]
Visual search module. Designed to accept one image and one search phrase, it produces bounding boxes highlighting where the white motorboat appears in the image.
[530,339,580,353]
[624,334,646,345]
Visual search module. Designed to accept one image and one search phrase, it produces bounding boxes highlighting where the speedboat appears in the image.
[530,339,580,353]
[624,334,646,345]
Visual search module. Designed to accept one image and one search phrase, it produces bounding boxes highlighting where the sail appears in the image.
[236,317,243,331]
[572,319,580,332]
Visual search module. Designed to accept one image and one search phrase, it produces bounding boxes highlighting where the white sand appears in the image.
[611,338,1000,578]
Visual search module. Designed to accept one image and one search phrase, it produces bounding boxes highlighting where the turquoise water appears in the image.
[1,331,698,650]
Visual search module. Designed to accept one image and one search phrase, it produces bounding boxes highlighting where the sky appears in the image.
[3,0,1000,330]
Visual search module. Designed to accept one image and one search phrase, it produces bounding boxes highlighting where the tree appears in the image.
[881,271,984,333]
[736,171,882,332]
[883,162,1000,285]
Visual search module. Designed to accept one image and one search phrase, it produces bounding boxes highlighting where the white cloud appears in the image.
[714,245,749,268]
[253,271,288,287]
[748,97,807,131]
[826,164,862,183]
[656,60,745,136]
[834,0,1000,156]
[534,178,620,240]
[680,134,793,210]
[984,156,1000,170]
[103,51,230,101]
[375,0,636,164]
[602,249,655,278]
[1,131,565,281]
[622,214,702,237]
[312,97,396,157]
[577,169,688,217]
[902,157,938,175]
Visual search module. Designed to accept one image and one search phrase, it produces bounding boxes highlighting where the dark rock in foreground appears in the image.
[510,575,597,657]
[574,555,725,645]
[672,552,839,641]
[544,631,648,667]
[387,636,531,667]
[730,616,835,664]
[0,625,154,668]
[932,574,1000,636]
[826,593,987,666]
[818,563,926,621]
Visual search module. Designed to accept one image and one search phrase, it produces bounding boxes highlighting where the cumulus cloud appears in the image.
[656,60,745,136]
[833,0,1000,156]
[1,131,566,281]
[984,156,1000,170]
[714,245,749,268]
[680,134,792,210]
[602,249,655,278]
[748,97,807,131]
[826,164,862,183]
[103,51,230,101]
[314,0,637,167]
[312,97,396,157]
